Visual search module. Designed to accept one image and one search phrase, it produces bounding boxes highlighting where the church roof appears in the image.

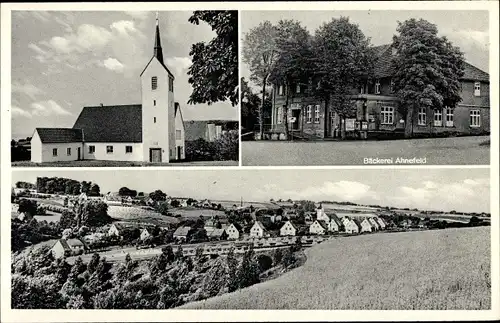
[35,128,83,143]
[73,104,142,143]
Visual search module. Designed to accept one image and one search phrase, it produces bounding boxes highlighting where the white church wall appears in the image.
[174,111,185,160]
[30,131,42,163]
[83,143,143,161]
[38,142,83,163]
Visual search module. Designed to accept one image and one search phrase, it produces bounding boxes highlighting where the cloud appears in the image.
[125,11,150,20]
[12,82,45,100]
[257,180,379,203]
[111,20,139,36]
[11,105,32,118]
[394,177,489,212]
[103,57,125,72]
[30,100,72,116]
[165,56,192,76]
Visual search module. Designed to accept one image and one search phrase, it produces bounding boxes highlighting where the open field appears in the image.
[169,207,226,218]
[182,227,490,310]
[242,136,490,166]
[12,160,238,167]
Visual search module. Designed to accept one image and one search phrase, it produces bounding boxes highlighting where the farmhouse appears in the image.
[250,221,268,238]
[173,226,191,242]
[309,220,328,235]
[360,218,374,233]
[30,16,185,163]
[104,193,123,206]
[328,214,343,232]
[345,218,361,234]
[226,223,242,240]
[51,238,86,258]
[206,227,228,241]
[280,220,297,236]
[375,217,386,229]
[269,44,489,139]
[108,223,139,237]
[368,217,380,231]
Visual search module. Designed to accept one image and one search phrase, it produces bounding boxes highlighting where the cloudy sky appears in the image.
[241,10,490,88]
[11,11,237,139]
[12,168,490,213]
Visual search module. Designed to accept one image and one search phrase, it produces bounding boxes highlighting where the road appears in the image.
[242,136,490,166]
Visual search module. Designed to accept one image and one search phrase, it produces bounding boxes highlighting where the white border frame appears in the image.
[1,1,499,322]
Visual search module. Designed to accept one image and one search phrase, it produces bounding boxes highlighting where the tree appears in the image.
[156,202,170,216]
[74,200,112,228]
[236,247,260,288]
[243,21,279,137]
[88,184,100,197]
[269,20,313,140]
[119,187,137,197]
[187,11,238,106]
[18,199,38,219]
[81,181,91,194]
[313,17,374,139]
[149,190,167,202]
[170,199,180,208]
[392,18,465,138]
[240,78,261,132]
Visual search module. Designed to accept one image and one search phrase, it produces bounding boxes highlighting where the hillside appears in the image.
[182,227,490,310]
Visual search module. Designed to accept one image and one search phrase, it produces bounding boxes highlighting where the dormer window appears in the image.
[151,76,158,90]
[474,82,480,96]
[375,79,381,94]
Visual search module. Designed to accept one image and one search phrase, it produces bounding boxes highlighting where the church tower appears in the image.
[140,13,176,162]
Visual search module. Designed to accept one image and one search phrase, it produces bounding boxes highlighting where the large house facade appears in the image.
[269,44,490,139]
[30,16,185,163]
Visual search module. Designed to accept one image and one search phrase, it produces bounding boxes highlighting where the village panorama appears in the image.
[11,174,491,310]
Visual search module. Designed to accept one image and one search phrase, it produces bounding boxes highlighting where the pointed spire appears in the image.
[154,12,164,65]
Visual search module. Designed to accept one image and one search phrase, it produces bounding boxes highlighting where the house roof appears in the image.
[352,219,363,229]
[329,213,343,226]
[174,226,191,236]
[253,221,268,232]
[372,44,489,82]
[282,220,298,230]
[314,220,328,230]
[228,222,242,232]
[73,104,142,143]
[57,238,84,250]
[35,128,83,144]
[207,228,226,238]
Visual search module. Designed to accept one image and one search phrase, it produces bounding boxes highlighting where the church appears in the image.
[30,16,185,163]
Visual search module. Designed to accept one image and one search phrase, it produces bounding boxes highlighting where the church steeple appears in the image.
[154,12,164,65]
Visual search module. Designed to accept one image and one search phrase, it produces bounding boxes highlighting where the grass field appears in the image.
[182,227,490,310]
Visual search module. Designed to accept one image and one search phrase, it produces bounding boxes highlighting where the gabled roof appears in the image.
[56,238,85,250]
[73,104,142,143]
[352,218,363,230]
[35,128,83,144]
[312,220,328,230]
[329,213,343,226]
[282,220,298,230]
[462,62,489,82]
[207,228,226,238]
[253,221,268,232]
[140,56,175,78]
[174,226,191,236]
[228,222,242,232]
[372,44,489,83]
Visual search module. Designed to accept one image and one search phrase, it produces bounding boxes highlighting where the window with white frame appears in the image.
[88,145,95,154]
[445,107,454,127]
[434,109,443,126]
[380,106,394,124]
[470,110,481,127]
[474,82,480,96]
[306,105,312,123]
[277,107,282,124]
[126,146,133,153]
[151,76,158,90]
[314,105,320,123]
[375,79,381,94]
[67,147,71,156]
[278,85,284,96]
[106,145,113,154]
[52,148,58,157]
[296,84,301,94]
[418,107,427,126]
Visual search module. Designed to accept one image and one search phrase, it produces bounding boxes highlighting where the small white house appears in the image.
[51,239,85,258]
[368,217,380,230]
[250,221,268,238]
[140,228,151,240]
[226,223,241,240]
[360,218,373,233]
[345,219,360,234]
[376,217,386,229]
[173,226,191,242]
[328,214,342,232]
[309,220,327,235]
[280,221,297,236]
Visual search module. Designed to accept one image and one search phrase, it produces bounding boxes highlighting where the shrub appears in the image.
[185,139,216,161]
[213,130,239,161]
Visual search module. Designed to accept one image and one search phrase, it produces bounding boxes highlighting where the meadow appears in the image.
[182,227,490,310]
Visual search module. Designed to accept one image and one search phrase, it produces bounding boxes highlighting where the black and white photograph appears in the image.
[9,168,491,310]
[241,10,491,166]
[10,10,239,166]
